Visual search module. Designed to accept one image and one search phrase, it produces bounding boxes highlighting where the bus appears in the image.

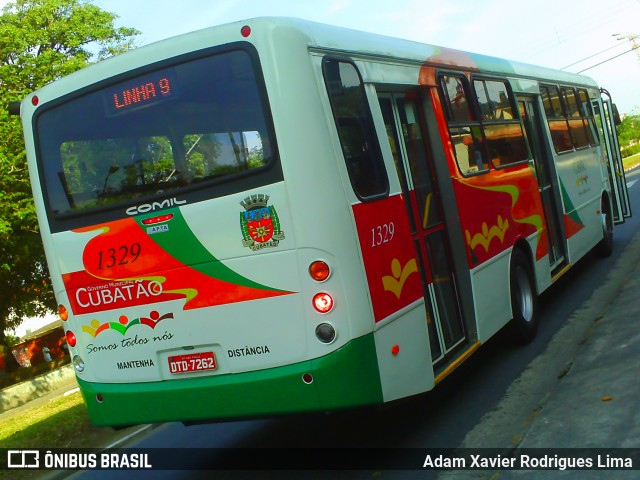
[16,17,631,426]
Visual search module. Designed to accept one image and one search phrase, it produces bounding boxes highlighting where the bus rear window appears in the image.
[36,48,275,218]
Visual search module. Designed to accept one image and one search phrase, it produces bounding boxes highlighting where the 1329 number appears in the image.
[97,243,142,270]
[371,222,395,247]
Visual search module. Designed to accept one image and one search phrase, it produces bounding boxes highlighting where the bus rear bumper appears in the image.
[77,334,383,426]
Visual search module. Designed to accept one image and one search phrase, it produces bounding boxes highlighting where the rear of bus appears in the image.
[20,21,389,426]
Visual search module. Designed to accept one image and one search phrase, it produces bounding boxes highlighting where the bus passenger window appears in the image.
[439,75,489,176]
[562,87,589,149]
[578,89,598,145]
[541,85,573,153]
[473,80,528,168]
[441,76,473,122]
[323,58,389,200]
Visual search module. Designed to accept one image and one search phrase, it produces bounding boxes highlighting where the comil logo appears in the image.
[7,450,39,468]
[125,197,186,216]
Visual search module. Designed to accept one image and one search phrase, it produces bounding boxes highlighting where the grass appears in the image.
[0,391,142,479]
[623,152,640,170]
[0,392,117,450]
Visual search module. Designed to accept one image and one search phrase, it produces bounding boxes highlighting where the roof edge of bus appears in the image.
[22,16,599,107]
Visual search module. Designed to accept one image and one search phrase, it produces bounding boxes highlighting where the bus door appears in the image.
[592,94,632,224]
[518,95,567,270]
[378,92,466,365]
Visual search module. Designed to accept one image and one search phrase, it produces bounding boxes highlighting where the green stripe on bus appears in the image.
[78,334,383,426]
[134,207,282,292]
[559,179,584,226]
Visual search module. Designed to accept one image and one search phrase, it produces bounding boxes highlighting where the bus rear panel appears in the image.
[27,38,385,426]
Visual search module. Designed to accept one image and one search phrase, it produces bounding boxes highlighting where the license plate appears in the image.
[168,352,217,374]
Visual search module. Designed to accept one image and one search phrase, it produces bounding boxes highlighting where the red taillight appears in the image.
[58,304,69,321]
[66,330,77,347]
[241,25,251,38]
[31,95,39,106]
[309,261,330,282]
[312,292,334,314]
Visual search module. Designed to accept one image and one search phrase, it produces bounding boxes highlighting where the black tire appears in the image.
[508,249,538,344]
[595,198,613,258]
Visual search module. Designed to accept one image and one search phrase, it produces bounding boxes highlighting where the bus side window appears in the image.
[323,58,389,200]
[561,87,589,149]
[473,79,528,168]
[439,74,488,175]
[541,85,573,153]
[577,89,598,146]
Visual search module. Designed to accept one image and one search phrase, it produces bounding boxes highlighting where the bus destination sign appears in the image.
[105,69,177,116]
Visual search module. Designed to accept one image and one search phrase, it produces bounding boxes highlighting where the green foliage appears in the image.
[617,114,640,148]
[622,143,640,158]
[0,389,132,454]
[0,0,139,91]
[0,0,139,355]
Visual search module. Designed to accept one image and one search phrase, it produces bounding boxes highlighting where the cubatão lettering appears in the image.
[113,78,171,110]
[227,345,271,357]
[117,358,155,370]
[76,281,162,308]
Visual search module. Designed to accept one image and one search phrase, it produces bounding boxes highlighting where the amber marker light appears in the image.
[312,292,334,314]
[58,304,69,321]
[309,260,330,282]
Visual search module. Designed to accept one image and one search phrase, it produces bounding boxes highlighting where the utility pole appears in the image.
[575,33,640,73]
[614,33,640,63]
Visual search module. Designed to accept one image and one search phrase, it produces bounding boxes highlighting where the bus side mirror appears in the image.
[8,101,20,116]
[612,103,622,126]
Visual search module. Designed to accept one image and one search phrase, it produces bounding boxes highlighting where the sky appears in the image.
[84,0,640,114]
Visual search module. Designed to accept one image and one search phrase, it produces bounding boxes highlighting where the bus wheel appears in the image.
[508,249,538,344]
[595,199,613,258]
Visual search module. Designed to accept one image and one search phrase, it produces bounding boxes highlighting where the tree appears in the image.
[0,0,139,371]
[617,114,640,147]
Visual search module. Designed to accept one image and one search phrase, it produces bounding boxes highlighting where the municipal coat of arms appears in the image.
[240,194,285,251]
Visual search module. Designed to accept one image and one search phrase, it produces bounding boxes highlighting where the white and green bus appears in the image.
[17,17,630,426]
